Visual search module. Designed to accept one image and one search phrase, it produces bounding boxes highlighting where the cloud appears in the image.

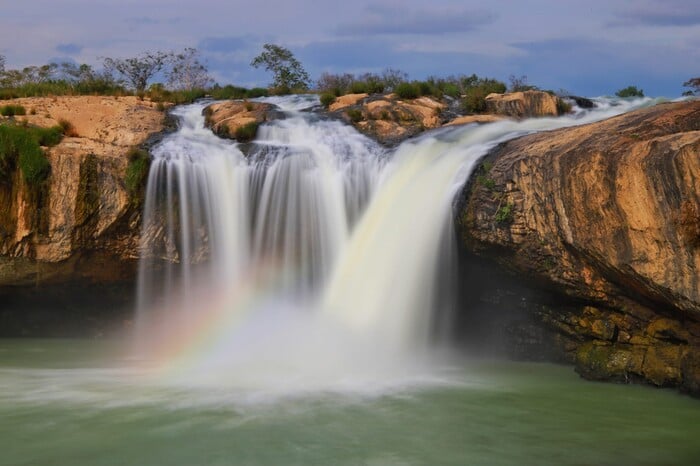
[337,4,496,35]
[611,0,700,27]
[55,43,82,55]
[199,36,254,54]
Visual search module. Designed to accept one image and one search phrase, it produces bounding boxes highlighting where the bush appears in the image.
[349,81,368,94]
[29,126,63,146]
[461,78,507,114]
[247,88,269,98]
[556,98,572,115]
[395,82,419,99]
[234,122,259,142]
[0,105,26,116]
[209,85,249,100]
[495,202,514,224]
[320,93,336,108]
[346,108,363,123]
[57,118,78,137]
[18,142,50,185]
[615,86,644,98]
[125,147,150,197]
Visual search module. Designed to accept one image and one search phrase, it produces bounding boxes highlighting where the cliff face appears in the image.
[459,100,700,394]
[0,96,165,286]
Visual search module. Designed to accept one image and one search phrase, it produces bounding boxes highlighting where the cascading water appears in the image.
[135,95,658,391]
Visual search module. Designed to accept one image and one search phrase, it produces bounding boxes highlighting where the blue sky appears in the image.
[1,0,698,97]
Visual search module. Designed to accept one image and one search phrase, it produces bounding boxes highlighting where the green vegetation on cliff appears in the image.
[125,147,150,201]
[0,123,59,185]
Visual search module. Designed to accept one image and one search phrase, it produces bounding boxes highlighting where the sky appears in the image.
[0,0,698,97]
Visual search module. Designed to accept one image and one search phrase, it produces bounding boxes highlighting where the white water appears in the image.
[135,95,656,393]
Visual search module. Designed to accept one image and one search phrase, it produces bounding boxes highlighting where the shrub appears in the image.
[395,82,419,99]
[0,124,59,185]
[30,126,63,146]
[461,79,507,114]
[57,118,78,137]
[556,98,572,115]
[18,142,50,185]
[495,202,514,224]
[0,105,26,116]
[615,86,644,98]
[209,85,248,100]
[247,88,269,98]
[125,147,150,197]
[346,108,363,123]
[234,122,259,142]
[320,93,336,108]
[349,81,368,94]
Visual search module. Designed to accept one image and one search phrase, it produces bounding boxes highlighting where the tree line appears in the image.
[1,44,699,100]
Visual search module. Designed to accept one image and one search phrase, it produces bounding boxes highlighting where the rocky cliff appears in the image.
[0,96,166,336]
[459,100,700,394]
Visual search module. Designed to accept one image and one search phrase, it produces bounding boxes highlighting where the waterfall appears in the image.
[134,95,655,387]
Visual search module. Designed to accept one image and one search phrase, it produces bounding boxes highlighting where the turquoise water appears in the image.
[0,339,698,465]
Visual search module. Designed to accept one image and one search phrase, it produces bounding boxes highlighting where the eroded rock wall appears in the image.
[459,100,700,394]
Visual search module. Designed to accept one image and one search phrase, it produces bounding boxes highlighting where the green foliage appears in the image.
[125,147,150,198]
[0,104,26,116]
[615,86,644,98]
[346,108,363,123]
[477,175,496,190]
[209,85,249,100]
[495,202,514,224]
[683,77,700,96]
[247,88,270,98]
[349,81,369,94]
[0,124,52,185]
[556,98,572,115]
[234,122,259,142]
[320,93,336,108]
[250,43,310,92]
[29,126,63,146]
[18,141,51,185]
[395,82,419,99]
[461,77,507,114]
[316,70,395,97]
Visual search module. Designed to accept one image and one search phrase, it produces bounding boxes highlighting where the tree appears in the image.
[0,55,5,74]
[509,74,537,92]
[683,77,700,96]
[615,85,644,98]
[166,48,213,91]
[250,43,310,92]
[103,51,171,93]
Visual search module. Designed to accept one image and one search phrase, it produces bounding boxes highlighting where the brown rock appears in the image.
[485,91,559,118]
[0,96,165,286]
[643,345,684,386]
[575,342,645,381]
[445,115,507,126]
[461,100,700,393]
[329,93,367,112]
[203,101,275,141]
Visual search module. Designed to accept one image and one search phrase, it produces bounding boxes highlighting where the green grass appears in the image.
[346,108,363,123]
[0,105,26,116]
[320,93,336,108]
[0,124,52,185]
[495,202,514,224]
[0,81,126,100]
[234,122,259,142]
[125,147,150,198]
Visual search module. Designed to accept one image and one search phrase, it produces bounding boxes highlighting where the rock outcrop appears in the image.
[329,94,447,146]
[203,101,280,141]
[0,96,166,286]
[485,90,560,118]
[459,100,700,394]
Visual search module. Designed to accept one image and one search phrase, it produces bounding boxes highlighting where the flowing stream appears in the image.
[2,95,697,465]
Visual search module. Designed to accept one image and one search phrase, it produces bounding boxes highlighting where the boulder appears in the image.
[485,90,559,118]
